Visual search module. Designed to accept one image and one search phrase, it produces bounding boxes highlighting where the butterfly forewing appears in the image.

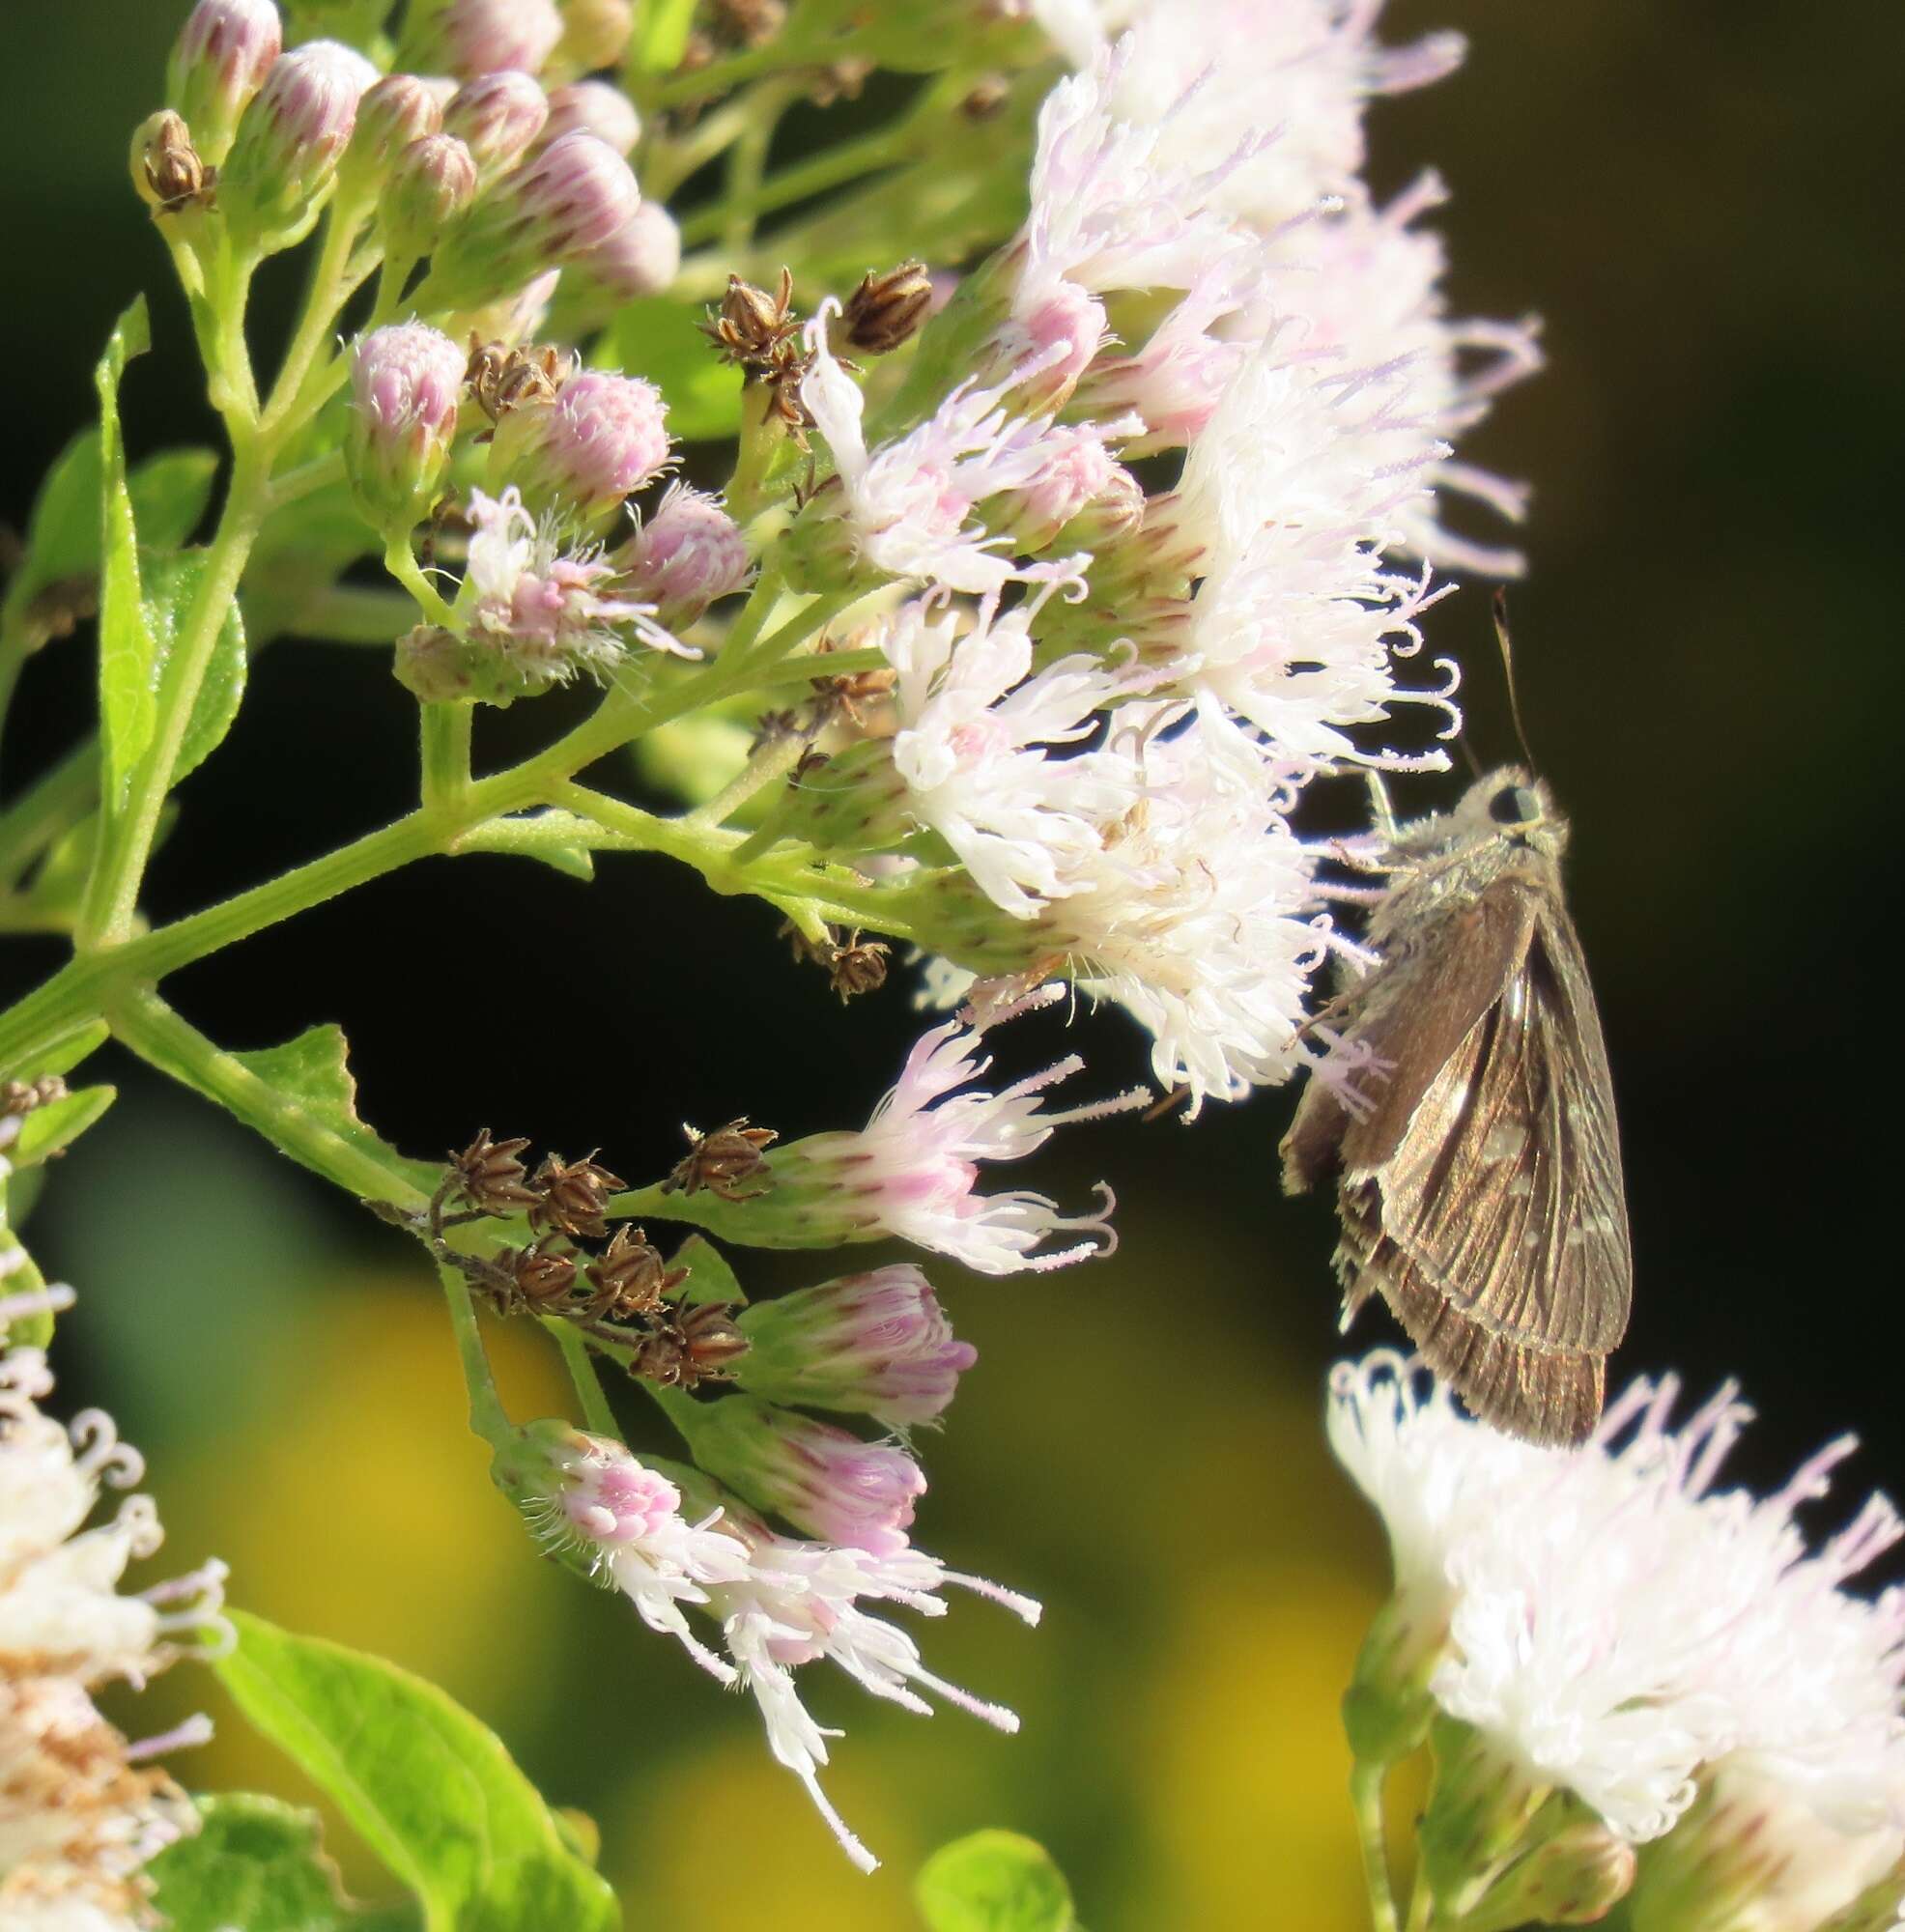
[1280,773,1633,1446]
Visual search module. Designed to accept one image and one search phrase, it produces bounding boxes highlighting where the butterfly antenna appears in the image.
[1492,588,1538,769]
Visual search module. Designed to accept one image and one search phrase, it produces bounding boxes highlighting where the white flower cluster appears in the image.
[1331,1351,1905,1925]
[797,0,1536,1109]
[1,1335,227,1927]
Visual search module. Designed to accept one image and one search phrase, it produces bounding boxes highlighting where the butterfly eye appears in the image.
[1488,783,1542,827]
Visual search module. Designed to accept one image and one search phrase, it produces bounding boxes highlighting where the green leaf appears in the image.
[669,1233,747,1307]
[916,1832,1077,1932]
[230,1025,441,1196]
[144,549,248,783]
[145,1793,403,1932]
[94,296,157,810]
[215,1612,620,1932]
[3,1016,111,1086]
[12,1084,115,1167]
[631,0,697,73]
[0,429,102,630]
[610,298,742,441]
[130,446,221,549]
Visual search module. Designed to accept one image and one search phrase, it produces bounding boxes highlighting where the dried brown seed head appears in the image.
[529,1151,627,1240]
[842,261,933,356]
[135,110,213,213]
[677,1302,750,1381]
[701,269,801,371]
[828,933,891,1002]
[446,1128,541,1215]
[583,1225,684,1320]
[962,76,1011,121]
[710,0,787,46]
[0,1076,68,1119]
[662,1118,777,1202]
[465,337,573,423]
[502,1236,580,1310]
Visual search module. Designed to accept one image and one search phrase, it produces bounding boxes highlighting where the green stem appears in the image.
[655,43,782,107]
[384,539,458,628]
[440,1264,513,1447]
[682,718,816,829]
[260,202,375,440]
[420,701,474,815]
[547,1320,622,1437]
[721,78,800,256]
[724,386,786,527]
[0,743,96,887]
[206,240,262,426]
[265,449,346,513]
[678,119,916,248]
[641,95,761,204]
[1352,1763,1401,1932]
[76,461,269,950]
[283,582,414,644]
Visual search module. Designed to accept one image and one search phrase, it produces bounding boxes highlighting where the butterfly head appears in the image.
[1454,766,1568,860]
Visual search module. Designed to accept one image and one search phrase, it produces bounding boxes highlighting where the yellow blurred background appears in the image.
[56,1094,1400,1929]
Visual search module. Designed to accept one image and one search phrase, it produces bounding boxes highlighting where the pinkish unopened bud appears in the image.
[403,0,564,78]
[442,71,550,182]
[166,0,282,166]
[345,322,468,531]
[996,282,1106,412]
[219,40,378,246]
[489,367,671,518]
[552,0,635,75]
[734,1265,976,1428]
[378,133,480,262]
[423,130,640,310]
[337,73,443,202]
[993,429,1143,554]
[576,198,679,299]
[684,1396,925,1557]
[540,80,640,156]
[618,485,750,625]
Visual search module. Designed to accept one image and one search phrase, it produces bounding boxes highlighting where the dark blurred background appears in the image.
[4,4,1902,1926]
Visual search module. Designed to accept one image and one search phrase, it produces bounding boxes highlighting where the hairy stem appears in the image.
[548,1319,623,1438]
[1351,1763,1401,1932]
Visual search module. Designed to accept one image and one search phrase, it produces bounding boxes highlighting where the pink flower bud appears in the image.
[540,80,640,156]
[489,367,670,518]
[685,1396,926,1557]
[618,485,750,625]
[577,198,679,298]
[442,70,551,181]
[404,0,564,78]
[424,131,640,310]
[552,0,635,75]
[166,0,282,166]
[218,40,378,245]
[993,428,1144,554]
[734,1265,976,1428]
[379,133,480,261]
[337,73,443,200]
[345,322,468,531]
